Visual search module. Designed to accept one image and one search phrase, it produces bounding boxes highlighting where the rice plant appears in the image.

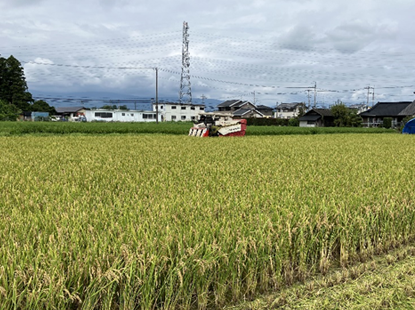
[0,134,414,309]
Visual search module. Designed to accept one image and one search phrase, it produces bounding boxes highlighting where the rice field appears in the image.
[0,121,396,136]
[1,134,414,309]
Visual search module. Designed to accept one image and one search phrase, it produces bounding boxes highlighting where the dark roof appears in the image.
[233,108,251,116]
[276,102,304,110]
[314,109,333,117]
[217,100,254,108]
[399,101,415,116]
[217,100,240,108]
[55,106,86,113]
[256,105,273,111]
[359,102,412,117]
[233,108,264,117]
[299,115,321,121]
[302,108,333,117]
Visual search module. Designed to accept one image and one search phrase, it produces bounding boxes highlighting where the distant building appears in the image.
[55,106,88,121]
[84,109,162,122]
[299,109,334,127]
[152,102,205,122]
[348,103,370,114]
[256,105,274,117]
[217,100,263,118]
[275,102,305,119]
[359,101,415,127]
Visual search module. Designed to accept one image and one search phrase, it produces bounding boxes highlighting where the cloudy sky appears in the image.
[1,0,415,107]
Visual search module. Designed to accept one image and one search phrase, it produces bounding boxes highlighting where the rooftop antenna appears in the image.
[179,21,192,104]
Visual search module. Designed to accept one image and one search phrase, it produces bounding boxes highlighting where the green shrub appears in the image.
[383,117,392,129]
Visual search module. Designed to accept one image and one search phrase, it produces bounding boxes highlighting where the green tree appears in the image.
[0,99,20,121]
[100,104,117,110]
[0,55,33,111]
[297,103,306,117]
[331,103,349,127]
[31,100,57,114]
[331,102,362,127]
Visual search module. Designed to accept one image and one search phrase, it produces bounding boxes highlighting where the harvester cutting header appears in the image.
[189,112,247,137]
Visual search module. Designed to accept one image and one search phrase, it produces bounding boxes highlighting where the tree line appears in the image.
[0,55,56,120]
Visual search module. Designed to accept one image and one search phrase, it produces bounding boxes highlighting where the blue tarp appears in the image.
[402,118,415,134]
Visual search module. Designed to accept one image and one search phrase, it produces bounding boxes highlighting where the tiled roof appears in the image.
[233,109,251,116]
[232,108,264,117]
[217,100,254,108]
[276,102,303,110]
[359,102,412,117]
[217,100,241,108]
[399,101,415,116]
[256,105,273,110]
[305,108,333,117]
[55,106,86,113]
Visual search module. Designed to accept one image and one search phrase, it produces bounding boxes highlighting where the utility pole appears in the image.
[305,89,312,109]
[155,67,159,124]
[288,82,317,109]
[364,85,375,107]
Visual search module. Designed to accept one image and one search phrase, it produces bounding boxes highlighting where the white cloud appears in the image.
[1,0,415,105]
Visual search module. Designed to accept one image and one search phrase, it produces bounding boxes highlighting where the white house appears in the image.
[275,102,305,119]
[152,102,205,121]
[84,109,162,122]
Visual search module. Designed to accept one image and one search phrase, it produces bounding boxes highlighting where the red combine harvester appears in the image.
[189,112,247,137]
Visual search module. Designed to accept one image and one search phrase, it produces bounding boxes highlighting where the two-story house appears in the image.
[217,100,263,118]
[152,102,205,122]
[275,102,305,119]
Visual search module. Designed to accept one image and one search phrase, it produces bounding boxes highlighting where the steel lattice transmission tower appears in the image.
[179,21,192,104]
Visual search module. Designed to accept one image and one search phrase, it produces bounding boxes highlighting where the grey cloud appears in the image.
[0,0,44,8]
[325,20,391,53]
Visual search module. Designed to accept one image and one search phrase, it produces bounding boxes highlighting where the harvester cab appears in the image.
[188,112,247,137]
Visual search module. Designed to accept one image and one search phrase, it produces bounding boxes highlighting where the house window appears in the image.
[171,115,177,120]
[191,107,195,110]
[191,116,195,120]
[307,121,314,125]
[200,107,204,110]
[160,106,163,109]
[95,112,112,118]
[143,114,155,119]
[122,113,125,116]
[181,116,186,120]
[171,106,177,109]
[181,106,186,110]
[131,113,134,116]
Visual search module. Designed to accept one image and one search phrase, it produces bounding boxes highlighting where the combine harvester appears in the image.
[189,112,247,137]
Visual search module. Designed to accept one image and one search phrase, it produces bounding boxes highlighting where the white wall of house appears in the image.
[84,109,162,122]
[275,107,302,119]
[153,103,205,121]
[299,121,317,127]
